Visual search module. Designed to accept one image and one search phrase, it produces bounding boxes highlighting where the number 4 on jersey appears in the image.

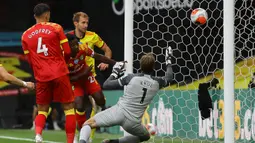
[37,37,48,56]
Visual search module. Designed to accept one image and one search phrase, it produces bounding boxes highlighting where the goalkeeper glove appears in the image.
[166,46,173,65]
[111,62,126,78]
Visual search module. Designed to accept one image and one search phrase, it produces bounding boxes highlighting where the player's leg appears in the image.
[72,82,86,130]
[86,75,106,110]
[103,120,150,143]
[53,75,76,143]
[51,103,61,130]
[31,105,37,130]
[88,96,97,142]
[90,88,106,110]
[85,76,105,142]
[79,105,125,143]
[34,81,53,143]
[35,104,50,143]
[75,95,86,130]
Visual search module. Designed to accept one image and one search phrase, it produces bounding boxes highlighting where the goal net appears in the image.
[131,0,255,142]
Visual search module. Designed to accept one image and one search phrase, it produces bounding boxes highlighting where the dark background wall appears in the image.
[0,0,124,61]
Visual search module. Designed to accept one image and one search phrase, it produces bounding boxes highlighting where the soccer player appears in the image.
[79,47,174,143]
[69,12,112,72]
[0,64,34,89]
[65,33,121,131]
[21,3,76,143]
[68,12,113,141]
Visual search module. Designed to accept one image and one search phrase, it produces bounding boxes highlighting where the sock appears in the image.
[118,135,140,143]
[75,110,86,130]
[89,108,96,140]
[35,111,47,135]
[65,108,76,143]
[79,125,91,142]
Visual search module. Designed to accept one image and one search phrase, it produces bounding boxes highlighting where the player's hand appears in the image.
[98,63,109,71]
[111,61,126,78]
[166,46,173,65]
[25,82,35,90]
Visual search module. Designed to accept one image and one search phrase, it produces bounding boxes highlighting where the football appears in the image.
[190,8,208,25]
[146,123,156,135]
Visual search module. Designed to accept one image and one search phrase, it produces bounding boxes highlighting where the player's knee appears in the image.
[75,101,84,112]
[84,118,96,128]
[74,96,84,111]
[139,134,150,142]
[92,92,105,107]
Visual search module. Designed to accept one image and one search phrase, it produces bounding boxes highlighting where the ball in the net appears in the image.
[190,8,208,25]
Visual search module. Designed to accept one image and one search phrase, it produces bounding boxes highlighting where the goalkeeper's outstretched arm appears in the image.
[103,62,130,89]
[153,46,174,89]
[155,64,173,89]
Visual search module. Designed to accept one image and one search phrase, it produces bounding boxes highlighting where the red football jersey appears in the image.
[68,43,94,75]
[22,22,70,82]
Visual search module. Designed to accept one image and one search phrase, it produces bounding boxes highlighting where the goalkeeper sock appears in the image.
[35,111,47,135]
[89,107,96,140]
[64,108,76,143]
[79,125,91,142]
[75,110,86,130]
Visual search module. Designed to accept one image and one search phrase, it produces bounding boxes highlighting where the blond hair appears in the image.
[73,12,89,22]
[140,53,155,73]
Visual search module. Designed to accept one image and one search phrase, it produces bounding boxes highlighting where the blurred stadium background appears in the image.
[1,0,255,143]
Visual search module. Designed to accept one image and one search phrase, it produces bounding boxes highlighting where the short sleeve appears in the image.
[54,24,68,44]
[93,33,104,48]
[21,34,29,54]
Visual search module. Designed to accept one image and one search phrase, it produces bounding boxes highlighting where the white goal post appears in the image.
[223,0,235,142]
[124,0,134,74]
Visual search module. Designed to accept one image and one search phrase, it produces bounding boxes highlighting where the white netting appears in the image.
[132,0,255,142]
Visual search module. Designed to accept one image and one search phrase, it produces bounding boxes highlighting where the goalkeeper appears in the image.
[79,47,174,143]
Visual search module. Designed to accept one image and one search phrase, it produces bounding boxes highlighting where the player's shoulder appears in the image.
[79,43,93,53]
[67,30,75,35]
[22,25,36,40]
[86,31,97,36]
[43,22,63,31]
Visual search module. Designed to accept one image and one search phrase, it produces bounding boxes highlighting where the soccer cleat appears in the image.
[35,134,43,143]
[165,46,173,65]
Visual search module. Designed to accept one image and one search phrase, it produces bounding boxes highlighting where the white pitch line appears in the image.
[0,135,63,143]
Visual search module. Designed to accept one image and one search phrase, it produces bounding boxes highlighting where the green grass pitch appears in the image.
[0,129,217,143]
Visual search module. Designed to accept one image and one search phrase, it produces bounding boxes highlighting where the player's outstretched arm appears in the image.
[103,62,130,89]
[93,53,116,65]
[97,43,112,71]
[155,46,174,89]
[0,66,35,89]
